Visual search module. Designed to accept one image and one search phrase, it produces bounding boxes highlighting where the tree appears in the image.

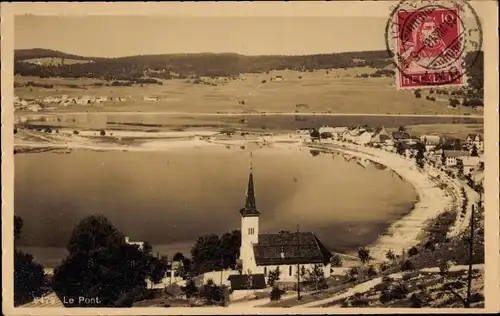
[470,144,479,157]
[415,142,426,169]
[100,129,106,136]
[14,215,46,306]
[309,129,320,139]
[385,249,396,262]
[305,264,328,290]
[398,126,406,132]
[457,158,464,177]
[182,279,198,298]
[441,151,447,166]
[173,252,185,262]
[267,267,281,287]
[330,253,343,267]
[396,142,405,156]
[190,230,241,274]
[15,215,23,241]
[358,247,373,265]
[408,246,419,257]
[53,215,166,307]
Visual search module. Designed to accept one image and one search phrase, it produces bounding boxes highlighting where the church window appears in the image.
[248,228,255,235]
[289,266,292,276]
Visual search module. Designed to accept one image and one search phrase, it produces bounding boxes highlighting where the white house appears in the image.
[356,131,373,146]
[342,128,361,143]
[370,127,391,145]
[458,156,481,175]
[465,133,483,153]
[442,150,470,167]
[239,163,332,283]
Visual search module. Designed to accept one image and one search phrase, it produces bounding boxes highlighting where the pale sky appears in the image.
[15,16,390,57]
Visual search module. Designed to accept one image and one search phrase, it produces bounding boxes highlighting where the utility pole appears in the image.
[466,204,475,307]
[296,224,301,300]
[220,255,224,286]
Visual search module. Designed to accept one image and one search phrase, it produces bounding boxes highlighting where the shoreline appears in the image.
[16,111,484,119]
[14,130,459,264]
[308,141,455,261]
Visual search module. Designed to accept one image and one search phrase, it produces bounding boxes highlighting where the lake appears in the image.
[15,145,417,268]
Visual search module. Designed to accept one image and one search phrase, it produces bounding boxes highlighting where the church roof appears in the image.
[240,165,260,217]
[253,231,332,265]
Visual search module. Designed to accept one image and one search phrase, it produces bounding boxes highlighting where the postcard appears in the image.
[1,1,499,315]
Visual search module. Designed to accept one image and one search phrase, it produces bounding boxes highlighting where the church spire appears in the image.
[240,152,260,217]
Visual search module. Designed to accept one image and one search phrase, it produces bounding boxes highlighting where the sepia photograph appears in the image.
[2,1,498,314]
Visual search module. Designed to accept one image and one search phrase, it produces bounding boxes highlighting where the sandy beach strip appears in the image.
[311,141,456,262]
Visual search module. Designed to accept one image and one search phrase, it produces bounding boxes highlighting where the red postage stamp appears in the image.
[385,0,481,89]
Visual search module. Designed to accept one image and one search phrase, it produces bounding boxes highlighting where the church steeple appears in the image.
[240,153,260,217]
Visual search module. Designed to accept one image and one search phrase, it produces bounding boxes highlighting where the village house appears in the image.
[238,162,332,283]
[439,137,463,151]
[420,135,441,151]
[356,130,373,146]
[391,131,412,143]
[465,133,484,153]
[442,150,470,167]
[370,127,391,146]
[342,128,361,143]
[458,156,481,175]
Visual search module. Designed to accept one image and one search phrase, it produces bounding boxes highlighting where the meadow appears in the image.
[14,68,484,116]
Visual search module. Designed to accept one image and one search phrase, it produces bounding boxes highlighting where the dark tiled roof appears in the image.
[253,232,332,265]
[228,274,266,290]
[392,131,411,139]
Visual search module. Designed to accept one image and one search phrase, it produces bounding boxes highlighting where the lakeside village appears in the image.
[307,126,484,188]
[16,122,485,308]
[14,94,159,112]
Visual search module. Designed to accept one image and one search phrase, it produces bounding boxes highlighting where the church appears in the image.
[238,160,333,282]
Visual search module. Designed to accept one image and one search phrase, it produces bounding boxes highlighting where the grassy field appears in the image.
[14,68,484,116]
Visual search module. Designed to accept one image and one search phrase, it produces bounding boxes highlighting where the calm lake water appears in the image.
[15,146,417,267]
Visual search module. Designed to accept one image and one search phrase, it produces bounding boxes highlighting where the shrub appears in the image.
[389,283,408,300]
[379,262,390,272]
[410,293,424,308]
[401,259,414,271]
[367,265,378,277]
[270,286,284,301]
[402,272,414,281]
[374,282,390,292]
[100,129,106,136]
[73,130,79,135]
[382,275,393,283]
[182,279,198,298]
[408,246,419,257]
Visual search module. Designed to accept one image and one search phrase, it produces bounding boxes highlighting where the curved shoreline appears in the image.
[309,141,455,262]
[15,130,460,263]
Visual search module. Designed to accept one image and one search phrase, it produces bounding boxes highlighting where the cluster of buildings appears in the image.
[312,126,484,179]
[14,95,129,112]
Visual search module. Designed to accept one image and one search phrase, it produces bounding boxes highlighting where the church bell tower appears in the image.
[239,153,260,273]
